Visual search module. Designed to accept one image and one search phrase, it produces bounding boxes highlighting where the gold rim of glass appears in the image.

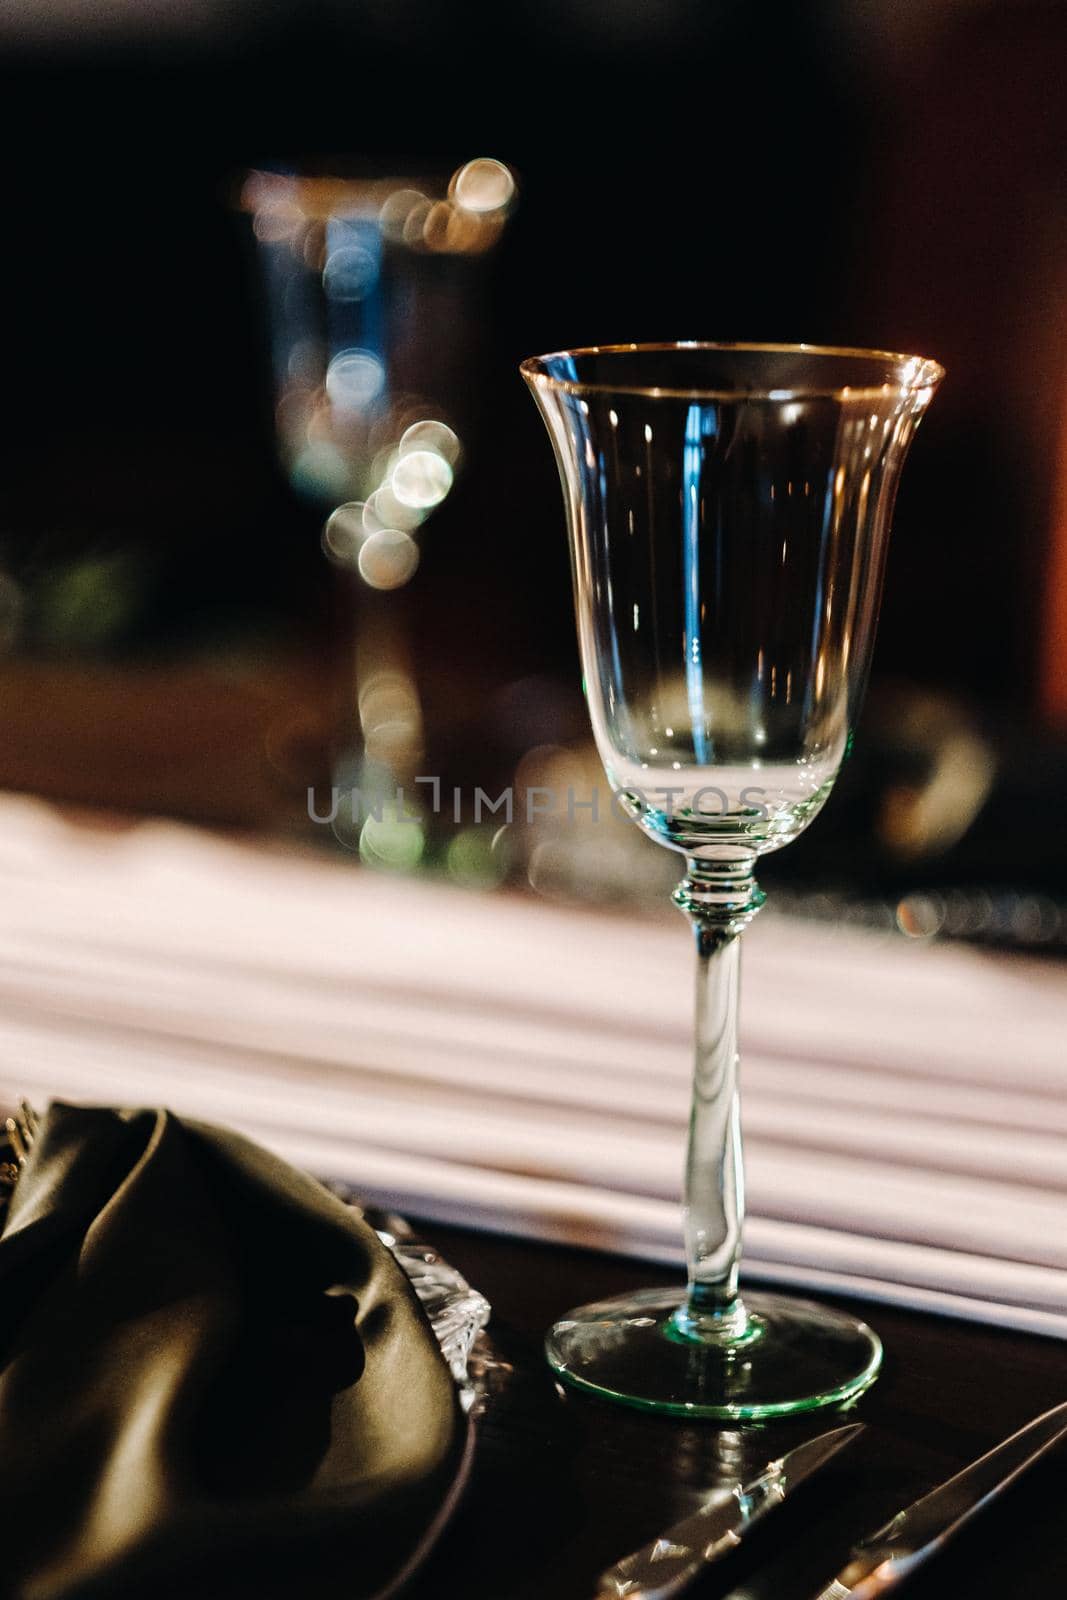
[520,340,945,403]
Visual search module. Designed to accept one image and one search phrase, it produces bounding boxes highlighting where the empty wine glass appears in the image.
[522,342,942,1417]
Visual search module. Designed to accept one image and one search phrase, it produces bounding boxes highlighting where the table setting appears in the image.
[1,329,1066,1600]
[4,1096,1067,1600]
[7,0,1067,1594]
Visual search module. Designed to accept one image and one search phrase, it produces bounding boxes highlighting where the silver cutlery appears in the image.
[595,1423,863,1599]
[810,1400,1067,1599]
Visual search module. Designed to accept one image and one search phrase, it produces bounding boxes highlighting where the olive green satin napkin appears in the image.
[0,1103,466,1600]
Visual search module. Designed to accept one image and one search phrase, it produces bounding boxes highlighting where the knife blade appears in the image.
[595,1422,864,1599]
[810,1399,1067,1599]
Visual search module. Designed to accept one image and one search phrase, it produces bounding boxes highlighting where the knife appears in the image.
[810,1399,1067,1599]
[594,1422,864,1599]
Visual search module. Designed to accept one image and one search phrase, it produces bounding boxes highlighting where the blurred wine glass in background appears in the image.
[241,160,517,867]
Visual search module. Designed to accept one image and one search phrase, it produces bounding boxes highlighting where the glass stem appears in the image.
[672,856,765,1339]
[687,923,744,1311]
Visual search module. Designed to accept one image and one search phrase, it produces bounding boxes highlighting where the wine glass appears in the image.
[521,341,943,1418]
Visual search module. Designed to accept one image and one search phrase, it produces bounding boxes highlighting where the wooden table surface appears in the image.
[406,1225,1067,1599]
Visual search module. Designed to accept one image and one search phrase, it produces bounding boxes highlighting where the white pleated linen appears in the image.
[1,795,1065,1336]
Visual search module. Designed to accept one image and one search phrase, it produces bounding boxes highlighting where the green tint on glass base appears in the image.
[546,1288,882,1420]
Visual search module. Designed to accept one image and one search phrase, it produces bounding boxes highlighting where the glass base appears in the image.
[546,1287,882,1419]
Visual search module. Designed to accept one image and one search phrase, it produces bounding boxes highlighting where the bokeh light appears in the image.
[452,158,516,215]
[378,188,430,241]
[369,446,401,490]
[421,201,454,252]
[359,807,426,871]
[399,420,461,466]
[325,349,386,411]
[896,893,945,939]
[358,528,420,590]
[322,244,379,302]
[365,483,425,534]
[321,502,367,567]
[302,222,327,272]
[402,197,434,248]
[251,198,304,244]
[391,448,453,508]
[359,668,423,766]
[446,826,510,890]
[360,669,422,744]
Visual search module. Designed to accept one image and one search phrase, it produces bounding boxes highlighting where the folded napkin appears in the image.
[0,1103,466,1600]
[1,796,1066,1338]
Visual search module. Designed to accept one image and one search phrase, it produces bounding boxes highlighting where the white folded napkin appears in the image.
[1,794,1065,1337]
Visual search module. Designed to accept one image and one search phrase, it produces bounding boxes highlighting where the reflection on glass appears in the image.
[523,341,942,1418]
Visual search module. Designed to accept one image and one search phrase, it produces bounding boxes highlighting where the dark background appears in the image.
[0,0,1065,907]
